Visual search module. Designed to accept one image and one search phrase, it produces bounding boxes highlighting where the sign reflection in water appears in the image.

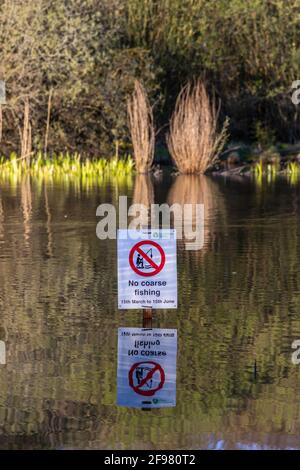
[117,328,177,408]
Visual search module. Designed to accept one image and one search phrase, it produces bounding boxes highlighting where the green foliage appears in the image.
[287,161,300,185]
[0,0,299,156]
[0,152,135,184]
[126,0,300,140]
[252,158,300,185]
[0,0,159,156]
[254,122,277,149]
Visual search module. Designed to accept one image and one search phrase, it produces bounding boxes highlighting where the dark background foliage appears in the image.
[0,0,299,156]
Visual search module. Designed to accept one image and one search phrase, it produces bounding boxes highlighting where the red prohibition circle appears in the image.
[129,240,165,277]
[128,361,165,396]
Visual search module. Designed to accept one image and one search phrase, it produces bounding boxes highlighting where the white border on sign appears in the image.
[118,228,176,240]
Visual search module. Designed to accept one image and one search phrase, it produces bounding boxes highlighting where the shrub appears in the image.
[167,80,228,173]
[127,80,155,173]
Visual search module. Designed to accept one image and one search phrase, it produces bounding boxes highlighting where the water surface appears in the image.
[0,173,300,449]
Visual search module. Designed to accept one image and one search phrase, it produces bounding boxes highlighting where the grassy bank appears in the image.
[213,145,300,185]
[251,160,300,185]
[0,153,134,179]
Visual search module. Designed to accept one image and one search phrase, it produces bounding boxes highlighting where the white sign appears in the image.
[117,328,177,408]
[118,229,177,309]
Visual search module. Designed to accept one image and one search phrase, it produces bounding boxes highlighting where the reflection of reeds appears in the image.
[167,175,225,251]
[0,195,4,240]
[20,175,32,244]
[0,104,3,142]
[133,174,154,207]
[167,80,228,174]
[131,174,154,227]
[44,184,53,258]
[0,168,134,193]
[127,80,154,173]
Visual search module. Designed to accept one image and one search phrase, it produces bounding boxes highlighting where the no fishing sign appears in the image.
[118,229,177,309]
[117,328,177,408]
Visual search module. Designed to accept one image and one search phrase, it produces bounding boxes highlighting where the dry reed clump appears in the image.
[167,80,229,174]
[127,80,154,173]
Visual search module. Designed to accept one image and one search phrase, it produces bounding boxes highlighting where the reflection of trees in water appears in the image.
[176,184,300,444]
[0,179,123,448]
[166,177,300,448]
[1,179,300,448]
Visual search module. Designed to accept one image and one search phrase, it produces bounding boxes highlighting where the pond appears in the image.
[0,173,300,450]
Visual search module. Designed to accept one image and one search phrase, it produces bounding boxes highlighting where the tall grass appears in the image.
[127,80,155,173]
[0,152,134,182]
[167,80,229,174]
[252,159,300,186]
[287,161,300,185]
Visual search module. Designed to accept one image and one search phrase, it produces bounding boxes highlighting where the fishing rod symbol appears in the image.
[135,248,153,270]
[135,366,153,388]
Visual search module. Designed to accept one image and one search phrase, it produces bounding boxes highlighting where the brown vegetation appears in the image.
[167,81,228,174]
[127,80,155,173]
